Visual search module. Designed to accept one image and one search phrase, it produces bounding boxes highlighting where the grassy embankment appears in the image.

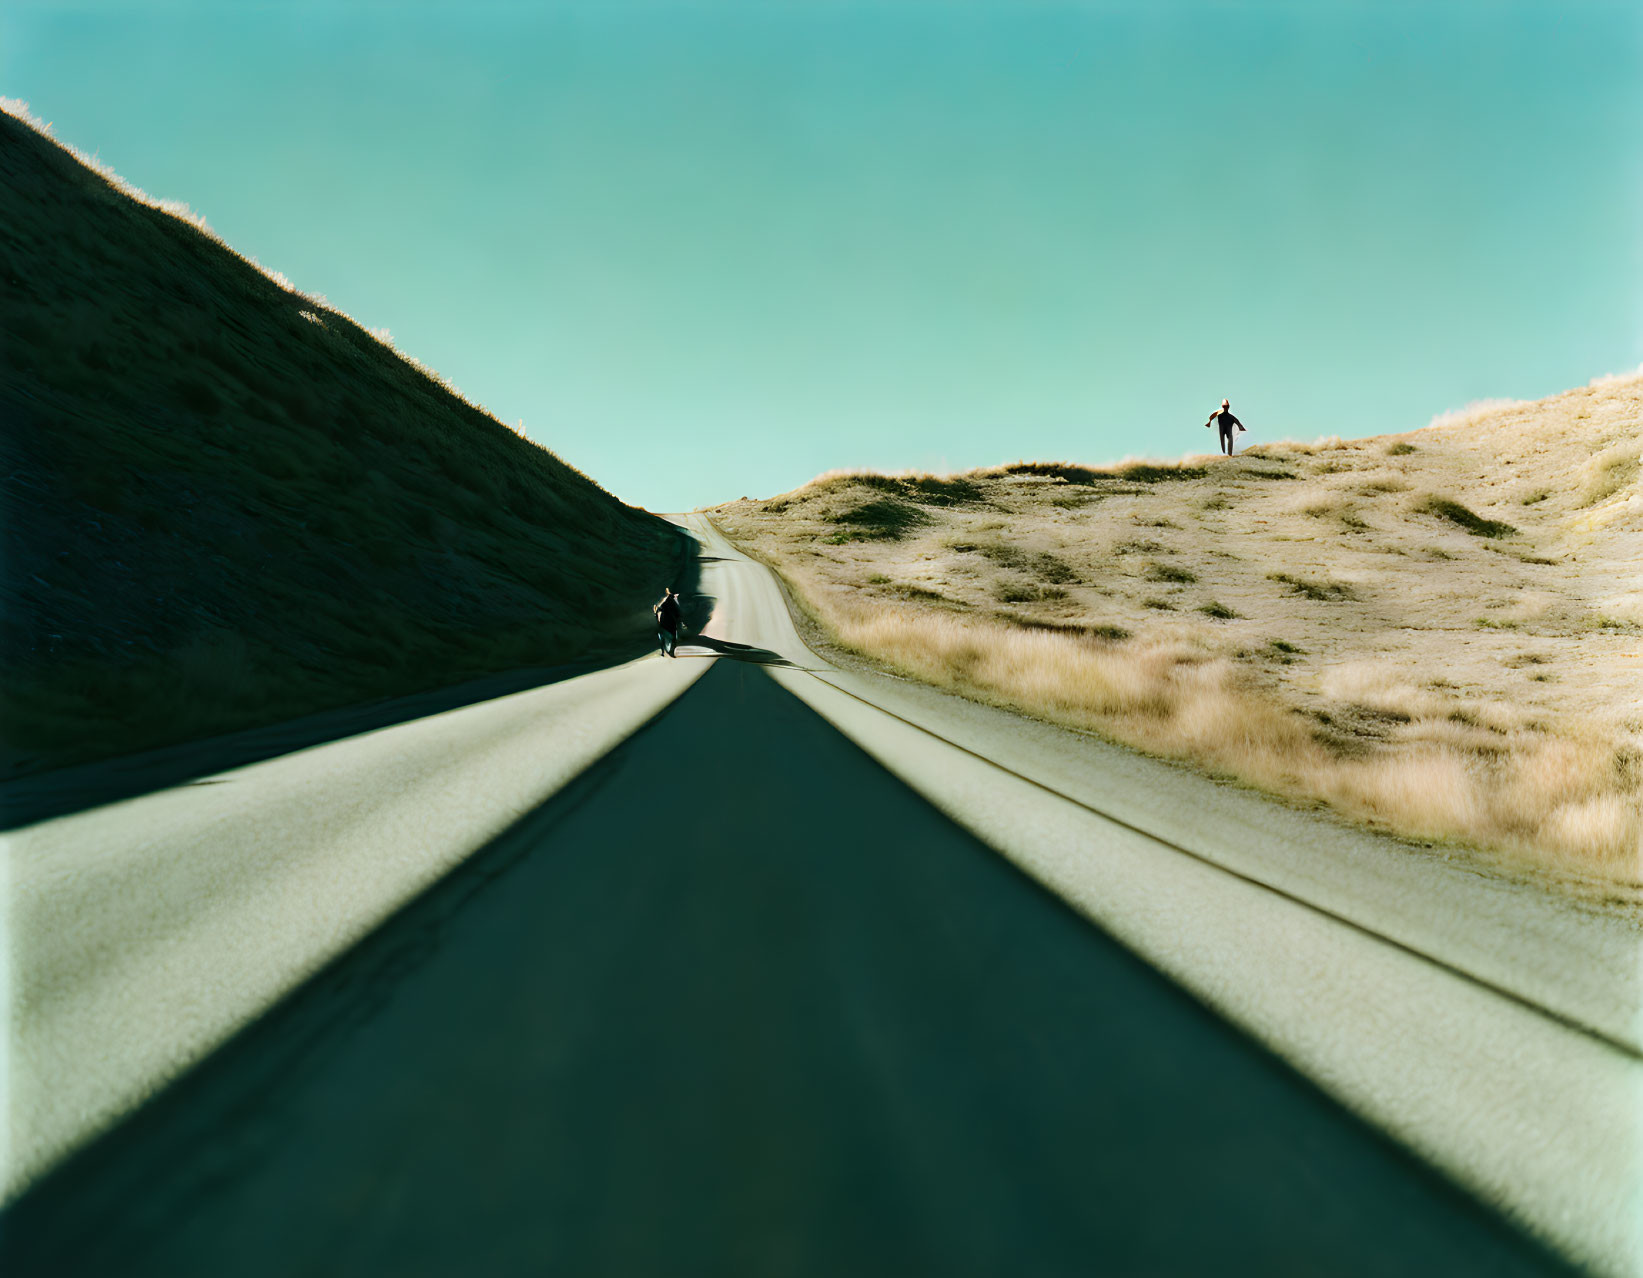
[0,103,685,781]
[713,379,1643,891]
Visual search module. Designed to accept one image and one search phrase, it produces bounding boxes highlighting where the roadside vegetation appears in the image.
[712,378,1643,893]
[0,103,686,782]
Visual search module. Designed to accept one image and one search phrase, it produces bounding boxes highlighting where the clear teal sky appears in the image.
[7,2,1640,510]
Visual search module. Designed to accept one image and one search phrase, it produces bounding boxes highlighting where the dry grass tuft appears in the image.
[1415,495,1518,539]
[1579,447,1639,508]
[1269,573,1357,602]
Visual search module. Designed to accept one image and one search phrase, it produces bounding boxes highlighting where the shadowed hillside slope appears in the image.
[713,376,1643,895]
[0,106,686,782]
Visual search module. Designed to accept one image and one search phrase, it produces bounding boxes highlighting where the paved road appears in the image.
[1,660,1573,1276]
[6,519,1634,1273]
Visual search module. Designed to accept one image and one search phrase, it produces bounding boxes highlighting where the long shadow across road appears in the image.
[1,662,1573,1276]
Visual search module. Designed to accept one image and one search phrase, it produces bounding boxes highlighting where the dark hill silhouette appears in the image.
[0,107,690,786]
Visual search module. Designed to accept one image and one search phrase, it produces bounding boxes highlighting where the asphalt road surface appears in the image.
[2,658,1574,1276]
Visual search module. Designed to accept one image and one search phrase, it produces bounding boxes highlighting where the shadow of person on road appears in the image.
[675,635,793,667]
[678,588,717,636]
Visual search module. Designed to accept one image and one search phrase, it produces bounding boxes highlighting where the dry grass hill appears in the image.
[0,104,686,786]
[712,376,1643,894]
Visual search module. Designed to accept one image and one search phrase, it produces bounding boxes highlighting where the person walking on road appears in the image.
[1205,398,1246,456]
[654,588,683,657]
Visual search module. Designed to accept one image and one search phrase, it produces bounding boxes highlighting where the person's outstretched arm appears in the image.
[1231,414,1245,431]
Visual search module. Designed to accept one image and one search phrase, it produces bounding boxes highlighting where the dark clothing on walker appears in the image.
[655,594,682,657]
[1208,409,1245,456]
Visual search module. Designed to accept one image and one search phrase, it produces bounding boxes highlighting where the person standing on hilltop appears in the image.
[1205,398,1246,456]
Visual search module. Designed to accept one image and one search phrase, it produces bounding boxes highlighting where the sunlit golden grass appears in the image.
[788,572,1639,878]
[715,375,1643,891]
